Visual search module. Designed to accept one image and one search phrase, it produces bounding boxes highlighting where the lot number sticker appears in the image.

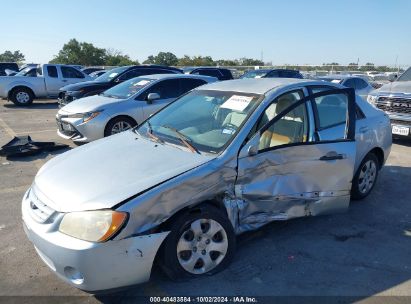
[221,95,253,112]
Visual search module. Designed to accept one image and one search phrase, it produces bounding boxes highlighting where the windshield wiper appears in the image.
[146,121,163,143]
[162,125,199,154]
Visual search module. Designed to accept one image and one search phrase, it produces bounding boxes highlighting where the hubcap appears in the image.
[16,92,30,103]
[111,121,132,134]
[358,160,377,194]
[177,219,228,274]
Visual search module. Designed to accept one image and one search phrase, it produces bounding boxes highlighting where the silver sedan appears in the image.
[56,74,216,142]
[22,78,391,291]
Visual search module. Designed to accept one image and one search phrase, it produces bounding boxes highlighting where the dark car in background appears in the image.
[81,67,105,75]
[183,67,233,80]
[0,62,19,76]
[89,70,106,78]
[240,68,303,79]
[58,65,183,106]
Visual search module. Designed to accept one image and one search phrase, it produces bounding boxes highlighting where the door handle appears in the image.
[320,151,345,161]
[62,80,68,82]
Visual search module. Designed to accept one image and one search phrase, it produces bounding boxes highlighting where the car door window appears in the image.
[265,71,280,78]
[256,91,304,131]
[117,69,144,82]
[47,66,58,78]
[61,67,85,78]
[180,79,207,93]
[147,68,176,75]
[259,101,309,150]
[355,78,368,89]
[138,79,181,100]
[342,78,356,89]
[314,92,348,129]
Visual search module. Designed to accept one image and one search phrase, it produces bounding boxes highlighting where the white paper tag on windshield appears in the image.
[109,72,119,77]
[221,95,253,112]
[134,80,150,86]
[331,79,340,83]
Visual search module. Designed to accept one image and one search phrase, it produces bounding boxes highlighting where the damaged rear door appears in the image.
[234,88,356,232]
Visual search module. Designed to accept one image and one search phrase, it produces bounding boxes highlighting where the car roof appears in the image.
[319,74,355,80]
[196,78,323,94]
[141,73,217,82]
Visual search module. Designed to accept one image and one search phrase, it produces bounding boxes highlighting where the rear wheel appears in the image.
[160,206,236,280]
[11,87,34,106]
[104,116,136,137]
[351,152,379,200]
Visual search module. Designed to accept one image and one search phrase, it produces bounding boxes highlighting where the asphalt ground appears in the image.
[1,99,411,303]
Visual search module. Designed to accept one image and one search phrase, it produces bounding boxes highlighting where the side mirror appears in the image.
[247,145,258,156]
[147,93,160,104]
[239,133,260,158]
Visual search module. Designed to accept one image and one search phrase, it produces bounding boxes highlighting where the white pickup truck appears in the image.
[0,64,92,106]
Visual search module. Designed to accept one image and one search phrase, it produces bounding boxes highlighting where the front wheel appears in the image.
[11,87,34,106]
[104,116,136,137]
[351,152,379,200]
[160,206,236,280]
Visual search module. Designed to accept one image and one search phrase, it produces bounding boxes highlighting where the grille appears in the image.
[56,118,78,137]
[28,190,55,223]
[376,96,411,114]
[391,119,411,127]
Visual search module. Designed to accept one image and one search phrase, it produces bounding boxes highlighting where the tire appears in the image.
[104,116,137,137]
[159,205,236,281]
[10,87,34,106]
[351,152,379,200]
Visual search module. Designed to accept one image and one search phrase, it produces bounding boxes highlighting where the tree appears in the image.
[177,55,193,66]
[0,50,25,63]
[50,39,106,66]
[104,49,138,66]
[215,59,238,66]
[143,55,156,64]
[143,52,178,66]
[189,56,215,66]
[237,58,264,66]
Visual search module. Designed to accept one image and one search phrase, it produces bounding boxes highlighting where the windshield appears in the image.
[240,70,269,79]
[94,66,129,82]
[397,67,411,82]
[16,67,36,76]
[136,90,262,154]
[101,77,154,99]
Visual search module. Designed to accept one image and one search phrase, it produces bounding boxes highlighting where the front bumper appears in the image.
[22,189,169,291]
[58,91,83,108]
[56,112,110,143]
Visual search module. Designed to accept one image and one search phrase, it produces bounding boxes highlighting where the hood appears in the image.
[60,80,110,92]
[33,131,213,212]
[60,94,125,113]
[378,81,411,94]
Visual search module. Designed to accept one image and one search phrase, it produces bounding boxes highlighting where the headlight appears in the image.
[59,210,128,242]
[367,95,377,104]
[67,111,102,123]
[82,111,102,123]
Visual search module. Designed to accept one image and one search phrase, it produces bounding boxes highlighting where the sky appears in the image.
[1,0,410,67]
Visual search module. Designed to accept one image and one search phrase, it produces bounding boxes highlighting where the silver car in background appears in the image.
[22,78,391,291]
[318,75,375,98]
[56,74,217,142]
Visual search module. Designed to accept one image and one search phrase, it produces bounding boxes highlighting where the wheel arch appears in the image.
[8,85,36,99]
[368,147,384,169]
[154,198,229,234]
[104,115,138,135]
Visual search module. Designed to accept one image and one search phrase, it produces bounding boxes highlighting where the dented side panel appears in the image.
[232,142,356,233]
